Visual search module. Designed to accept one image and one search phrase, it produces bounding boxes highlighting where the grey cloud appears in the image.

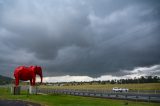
[0,0,160,77]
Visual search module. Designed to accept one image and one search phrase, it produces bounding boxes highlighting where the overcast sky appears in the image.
[0,0,160,81]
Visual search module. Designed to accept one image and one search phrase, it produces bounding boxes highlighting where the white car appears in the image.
[112,87,128,92]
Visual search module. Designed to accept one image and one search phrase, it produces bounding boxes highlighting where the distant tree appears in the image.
[110,80,115,84]
[101,81,106,85]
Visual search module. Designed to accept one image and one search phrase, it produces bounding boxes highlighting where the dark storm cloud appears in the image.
[0,0,160,77]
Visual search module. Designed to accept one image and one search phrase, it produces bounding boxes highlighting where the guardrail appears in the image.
[36,88,160,102]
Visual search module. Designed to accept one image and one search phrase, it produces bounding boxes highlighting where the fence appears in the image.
[36,88,160,102]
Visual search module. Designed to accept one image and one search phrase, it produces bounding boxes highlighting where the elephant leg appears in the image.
[32,76,36,85]
[15,75,19,86]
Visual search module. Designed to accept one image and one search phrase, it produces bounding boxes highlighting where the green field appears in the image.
[40,83,160,91]
[0,87,160,106]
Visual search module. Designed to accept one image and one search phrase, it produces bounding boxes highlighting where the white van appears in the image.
[112,87,128,92]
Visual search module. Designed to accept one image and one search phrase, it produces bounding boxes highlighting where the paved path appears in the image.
[0,100,41,106]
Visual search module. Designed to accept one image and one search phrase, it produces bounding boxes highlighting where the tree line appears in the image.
[1,75,159,85]
[0,75,13,85]
[109,76,160,84]
[44,76,160,86]
[87,76,160,85]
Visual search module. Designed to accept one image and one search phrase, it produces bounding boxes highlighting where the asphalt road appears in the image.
[0,100,41,106]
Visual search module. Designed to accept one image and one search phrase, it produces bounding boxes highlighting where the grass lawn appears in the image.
[0,87,160,106]
[40,83,160,91]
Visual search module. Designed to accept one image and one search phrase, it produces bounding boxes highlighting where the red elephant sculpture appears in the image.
[14,65,43,86]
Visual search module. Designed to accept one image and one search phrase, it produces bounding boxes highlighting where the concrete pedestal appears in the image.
[29,86,37,94]
[11,86,21,95]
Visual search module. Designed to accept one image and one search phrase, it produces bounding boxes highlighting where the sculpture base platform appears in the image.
[11,86,21,95]
[29,86,37,94]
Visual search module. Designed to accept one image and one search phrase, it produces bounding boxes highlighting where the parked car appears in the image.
[112,87,129,92]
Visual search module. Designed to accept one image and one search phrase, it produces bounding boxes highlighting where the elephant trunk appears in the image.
[40,74,43,84]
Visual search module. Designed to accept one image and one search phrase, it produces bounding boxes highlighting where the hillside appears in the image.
[0,75,13,85]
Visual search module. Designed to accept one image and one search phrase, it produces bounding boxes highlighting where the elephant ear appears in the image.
[29,66,35,71]
[35,66,39,73]
[36,66,40,70]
